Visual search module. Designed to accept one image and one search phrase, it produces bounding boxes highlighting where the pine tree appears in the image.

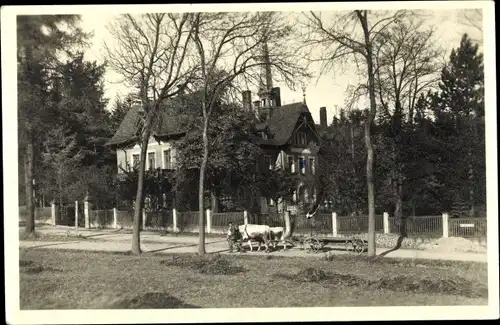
[17,15,88,237]
[433,34,484,217]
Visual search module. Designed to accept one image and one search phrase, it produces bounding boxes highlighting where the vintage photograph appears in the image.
[3,1,498,323]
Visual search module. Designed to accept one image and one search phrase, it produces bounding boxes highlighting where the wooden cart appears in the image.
[298,235,368,254]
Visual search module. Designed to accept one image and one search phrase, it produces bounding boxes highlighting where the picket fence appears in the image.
[18,206,52,224]
[20,204,487,238]
[389,215,443,237]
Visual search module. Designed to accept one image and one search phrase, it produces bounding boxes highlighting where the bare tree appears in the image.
[373,16,444,221]
[105,13,196,254]
[457,9,483,44]
[302,9,408,256]
[189,12,309,255]
[375,17,443,123]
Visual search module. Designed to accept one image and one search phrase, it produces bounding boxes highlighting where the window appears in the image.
[268,198,275,206]
[309,157,315,175]
[148,152,156,170]
[288,156,295,173]
[296,132,307,145]
[298,186,305,203]
[304,188,309,203]
[132,154,140,169]
[312,187,317,202]
[299,157,306,174]
[292,190,297,203]
[164,149,171,169]
[264,155,272,170]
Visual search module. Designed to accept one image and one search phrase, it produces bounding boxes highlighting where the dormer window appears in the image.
[300,132,307,145]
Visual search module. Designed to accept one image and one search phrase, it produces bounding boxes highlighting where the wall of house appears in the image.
[116,137,178,172]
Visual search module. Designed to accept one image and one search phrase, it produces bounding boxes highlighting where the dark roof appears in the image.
[265,102,312,145]
[107,97,318,148]
[106,92,202,147]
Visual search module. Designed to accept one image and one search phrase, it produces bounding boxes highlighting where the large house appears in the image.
[107,67,329,215]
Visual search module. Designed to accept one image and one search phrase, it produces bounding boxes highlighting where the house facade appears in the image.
[107,63,329,215]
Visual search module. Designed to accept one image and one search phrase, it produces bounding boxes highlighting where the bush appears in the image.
[161,254,246,275]
[336,233,437,249]
[369,275,487,298]
[19,259,62,274]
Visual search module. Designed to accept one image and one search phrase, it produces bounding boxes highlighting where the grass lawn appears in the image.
[19,248,488,309]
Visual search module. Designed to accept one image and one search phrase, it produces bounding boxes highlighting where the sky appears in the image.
[79,8,483,125]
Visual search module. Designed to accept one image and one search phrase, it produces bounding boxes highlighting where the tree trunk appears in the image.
[394,168,403,220]
[131,127,151,255]
[350,124,358,215]
[468,120,476,217]
[358,10,377,257]
[24,137,35,237]
[198,120,209,255]
[59,169,63,225]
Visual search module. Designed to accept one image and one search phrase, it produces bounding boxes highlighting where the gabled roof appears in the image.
[106,92,202,147]
[265,102,312,145]
[107,96,319,148]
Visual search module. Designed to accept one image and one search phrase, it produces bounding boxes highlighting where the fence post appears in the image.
[243,210,248,225]
[142,209,146,230]
[84,196,91,229]
[332,212,337,237]
[284,211,291,238]
[75,201,79,233]
[51,201,56,226]
[173,208,178,232]
[442,212,449,238]
[113,208,118,229]
[206,208,212,234]
[383,212,390,234]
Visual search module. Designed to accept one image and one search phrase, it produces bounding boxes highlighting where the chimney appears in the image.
[320,107,327,127]
[253,100,261,111]
[242,90,252,111]
[176,85,186,94]
[272,87,281,107]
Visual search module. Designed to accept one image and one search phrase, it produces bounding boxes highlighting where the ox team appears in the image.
[226,222,288,253]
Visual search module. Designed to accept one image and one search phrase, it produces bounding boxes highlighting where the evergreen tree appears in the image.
[433,34,485,217]
[319,109,366,215]
[17,15,88,237]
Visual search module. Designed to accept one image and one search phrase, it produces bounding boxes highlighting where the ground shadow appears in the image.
[378,218,407,257]
[20,242,79,249]
[83,229,124,239]
[111,292,201,309]
[146,243,198,253]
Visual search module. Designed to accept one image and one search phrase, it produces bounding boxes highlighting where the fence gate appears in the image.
[57,204,75,226]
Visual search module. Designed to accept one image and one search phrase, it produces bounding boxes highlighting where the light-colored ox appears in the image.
[238,224,272,253]
[269,226,288,250]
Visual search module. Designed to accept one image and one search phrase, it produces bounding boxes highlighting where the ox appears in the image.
[238,224,272,253]
[269,226,289,250]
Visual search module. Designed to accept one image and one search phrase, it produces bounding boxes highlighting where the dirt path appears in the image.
[18,225,488,263]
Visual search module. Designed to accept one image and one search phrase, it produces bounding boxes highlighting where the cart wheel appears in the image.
[311,238,322,253]
[345,239,354,252]
[303,238,313,253]
[353,239,366,254]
